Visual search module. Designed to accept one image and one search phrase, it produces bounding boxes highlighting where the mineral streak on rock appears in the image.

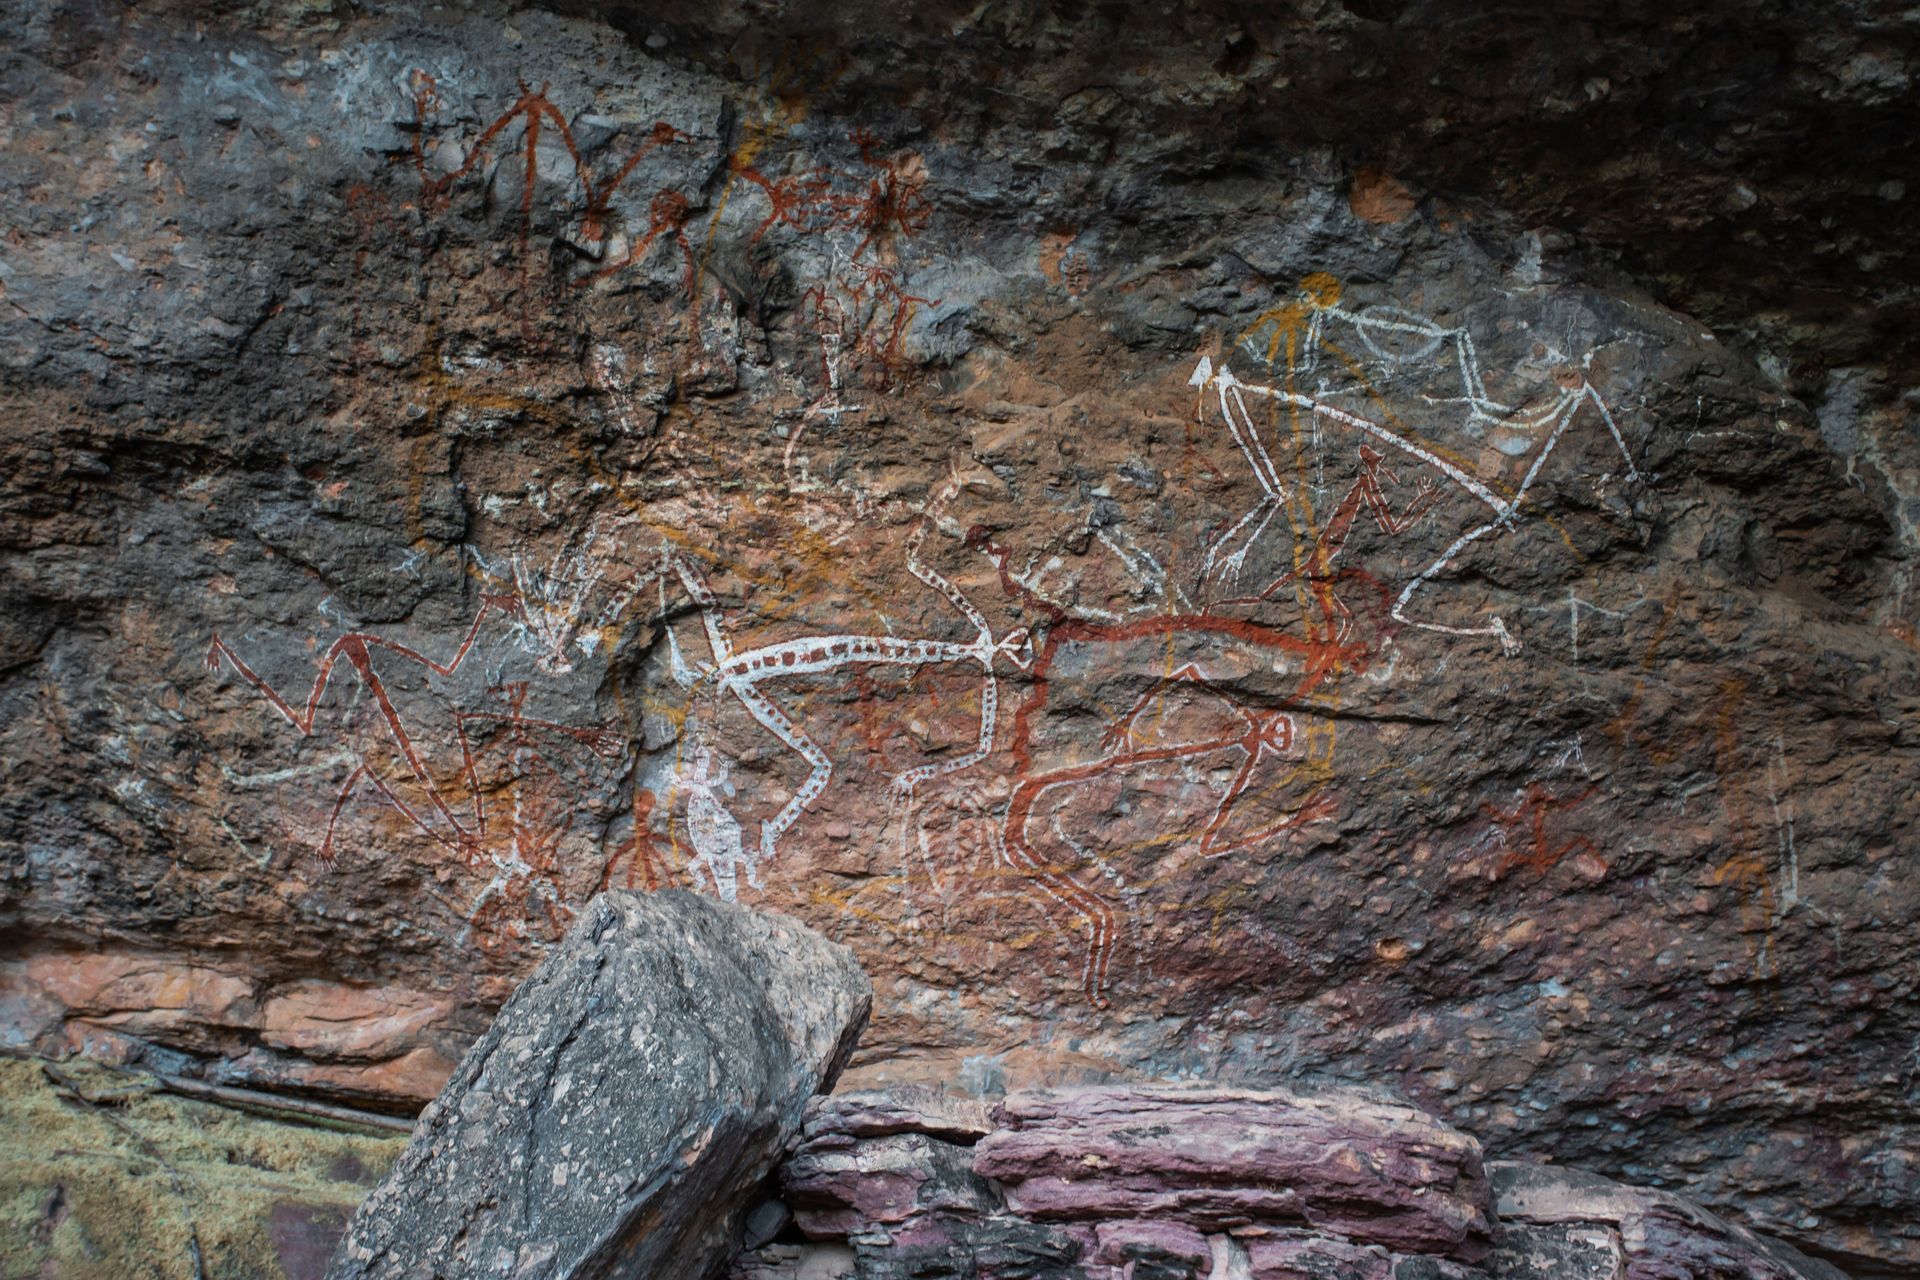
[326,890,871,1280]
[1,0,1916,1273]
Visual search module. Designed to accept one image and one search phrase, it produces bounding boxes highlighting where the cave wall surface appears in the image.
[1,2,1916,1274]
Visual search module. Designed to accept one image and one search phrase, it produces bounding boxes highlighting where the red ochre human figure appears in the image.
[844,127,933,262]
[734,157,837,245]
[576,188,699,290]
[800,266,940,393]
[405,71,691,285]
[1001,661,1340,1008]
[399,77,935,395]
[1479,782,1598,879]
[205,594,616,867]
[969,524,1378,1007]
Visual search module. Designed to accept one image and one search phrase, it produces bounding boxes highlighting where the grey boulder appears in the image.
[327,890,872,1280]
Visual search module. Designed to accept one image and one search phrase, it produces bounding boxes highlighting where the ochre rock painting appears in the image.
[1,4,1915,1273]
[205,256,1648,1008]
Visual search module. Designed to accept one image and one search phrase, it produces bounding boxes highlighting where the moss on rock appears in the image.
[0,1057,405,1280]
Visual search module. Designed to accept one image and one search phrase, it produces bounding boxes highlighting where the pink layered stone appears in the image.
[1243,1233,1396,1280]
[1088,1218,1212,1268]
[785,1131,994,1238]
[797,1086,994,1145]
[972,1085,1492,1260]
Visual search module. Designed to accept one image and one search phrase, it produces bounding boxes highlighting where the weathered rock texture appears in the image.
[1487,1163,1852,1280]
[737,1085,1846,1280]
[327,890,871,1279]
[2,1,1916,1274]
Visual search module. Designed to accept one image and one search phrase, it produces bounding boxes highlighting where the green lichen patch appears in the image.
[0,1057,405,1280]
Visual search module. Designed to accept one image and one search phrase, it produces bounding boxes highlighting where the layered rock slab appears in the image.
[974,1085,1492,1258]
[741,1086,1848,1280]
[327,890,870,1280]
[759,1084,1493,1279]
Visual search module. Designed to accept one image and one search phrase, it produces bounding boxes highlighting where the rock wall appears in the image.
[1,2,1915,1274]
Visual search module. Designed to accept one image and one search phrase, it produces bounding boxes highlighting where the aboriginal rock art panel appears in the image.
[1195,273,1643,653]
[205,593,640,953]
[390,72,935,394]
[210,228,1658,1003]
[646,476,1030,900]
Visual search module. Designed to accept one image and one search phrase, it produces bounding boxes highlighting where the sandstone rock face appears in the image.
[327,890,870,1280]
[740,1085,1844,1280]
[0,948,464,1109]
[2,0,1916,1274]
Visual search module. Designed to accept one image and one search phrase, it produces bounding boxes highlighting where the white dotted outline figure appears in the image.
[641,476,1029,893]
[1191,344,1640,655]
[1239,274,1572,431]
